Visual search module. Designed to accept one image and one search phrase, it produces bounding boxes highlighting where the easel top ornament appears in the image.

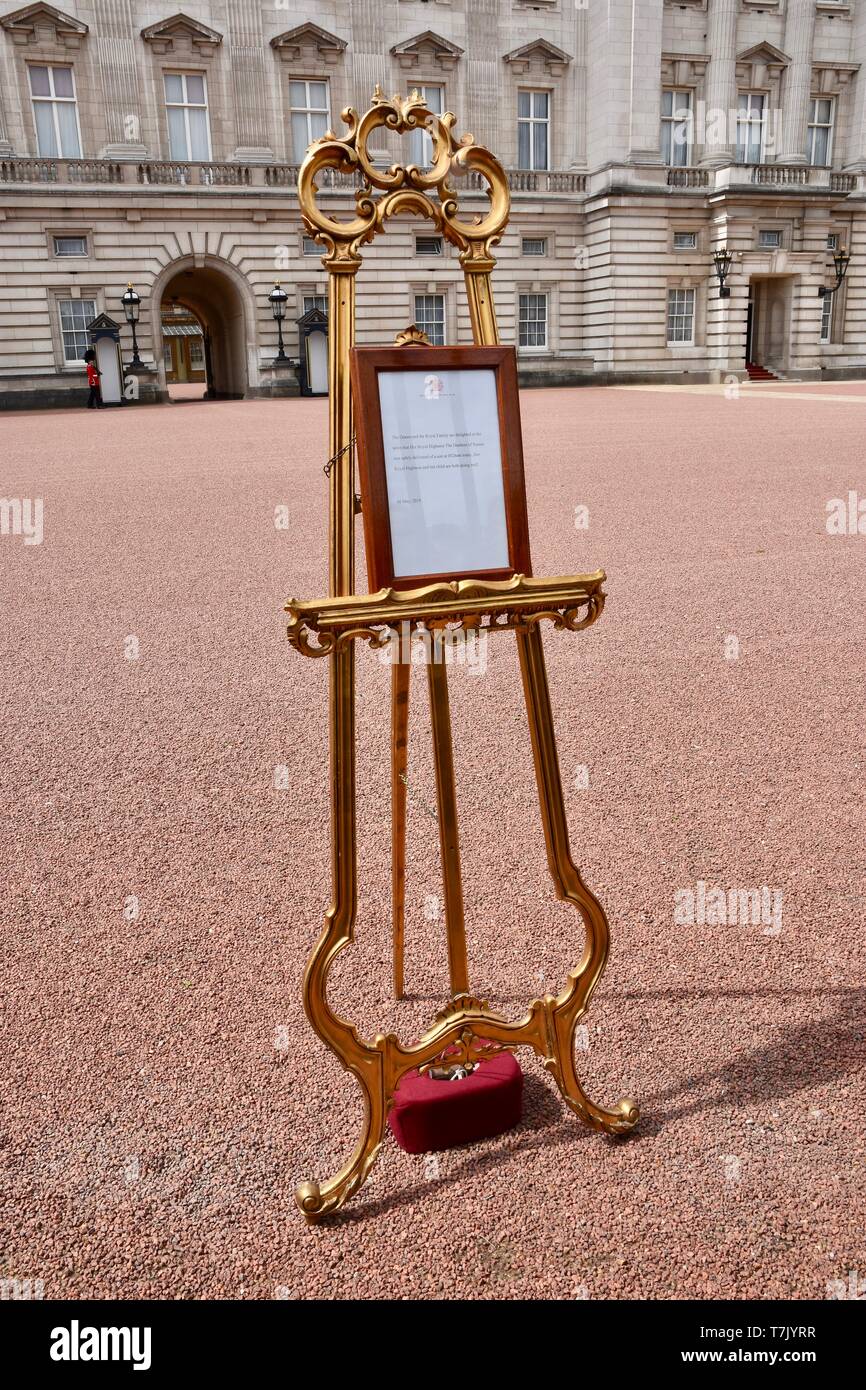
[297,85,509,270]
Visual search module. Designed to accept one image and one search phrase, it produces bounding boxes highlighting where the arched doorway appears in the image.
[152,257,255,400]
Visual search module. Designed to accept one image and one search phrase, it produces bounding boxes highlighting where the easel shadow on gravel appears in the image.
[626,983,865,1138]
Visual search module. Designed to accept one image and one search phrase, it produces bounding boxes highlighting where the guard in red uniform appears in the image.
[84,350,103,409]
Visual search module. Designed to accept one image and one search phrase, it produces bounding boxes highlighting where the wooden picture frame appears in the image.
[350,344,532,592]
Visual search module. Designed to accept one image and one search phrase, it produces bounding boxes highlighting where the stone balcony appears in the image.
[666,164,861,194]
[0,156,586,196]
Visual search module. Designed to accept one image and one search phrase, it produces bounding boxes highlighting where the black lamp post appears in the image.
[121,282,143,368]
[818,245,850,297]
[712,247,734,298]
[268,281,289,362]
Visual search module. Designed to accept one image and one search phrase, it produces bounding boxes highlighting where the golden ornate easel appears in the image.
[286,90,638,1223]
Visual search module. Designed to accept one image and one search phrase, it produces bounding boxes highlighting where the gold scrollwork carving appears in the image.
[297,87,510,269]
[285,573,607,657]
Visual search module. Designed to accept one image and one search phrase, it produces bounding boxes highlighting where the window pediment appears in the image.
[736,43,790,89]
[141,13,223,56]
[0,3,87,48]
[270,23,347,66]
[391,30,463,71]
[503,39,572,77]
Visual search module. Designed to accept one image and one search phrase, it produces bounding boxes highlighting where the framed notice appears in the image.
[350,345,532,592]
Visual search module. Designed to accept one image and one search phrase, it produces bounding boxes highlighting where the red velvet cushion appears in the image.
[388,1049,523,1154]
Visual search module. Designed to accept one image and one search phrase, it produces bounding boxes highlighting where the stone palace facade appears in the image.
[0,0,864,406]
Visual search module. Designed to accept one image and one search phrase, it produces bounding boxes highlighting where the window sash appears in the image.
[303,295,327,315]
[820,291,834,344]
[290,79,331,159]
[735,94,765,164]
[414,293,445,346]
[30,65,81,158]
[164,73,211,161]
[53,236,87,256]
[807,98,834,167]
[666,289,695,345]
[409,85,444,168]
[661,90,692,167]
[517,90,550,170]
[59,297,96,362]
[518,293,548,349]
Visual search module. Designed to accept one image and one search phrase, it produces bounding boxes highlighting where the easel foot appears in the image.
[554,1074,640,1136]
[294,1073,386,1224]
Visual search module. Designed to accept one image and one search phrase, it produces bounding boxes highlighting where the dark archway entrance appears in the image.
[156,260,251,400]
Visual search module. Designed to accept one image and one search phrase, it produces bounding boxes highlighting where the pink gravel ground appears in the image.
[1,382,864,1300]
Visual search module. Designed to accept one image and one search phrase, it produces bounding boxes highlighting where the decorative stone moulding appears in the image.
[391,30,464,72]
[140,13,222,57]
[811,62,860,96]
[661,53,710,89]
[270,23,347,66]
[503,39,573,78]
[735,43,790,92]
[0,2,87,48]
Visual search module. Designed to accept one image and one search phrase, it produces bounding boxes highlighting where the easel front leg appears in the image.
[295,1045,388,1223]
[517,625,639,1135]
[391,659,410,998]
[427,653,469,996]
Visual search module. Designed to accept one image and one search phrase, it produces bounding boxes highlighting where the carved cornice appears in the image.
[811,61,860,96]
[503,39,572,77]
[0,3,87,48]
[391,30,464,71]
[661,52,711,89]
[140,13,222,56]
[270,22,347,66]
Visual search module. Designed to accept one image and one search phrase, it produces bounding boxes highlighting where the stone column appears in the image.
[776,0,816,164]
[628,0,664,164]
[701,0,738,167]
[845,0,866,169]
[95,0,147,158]
[227,0,274,164]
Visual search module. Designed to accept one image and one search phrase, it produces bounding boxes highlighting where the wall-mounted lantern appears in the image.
[818,245,850,297]
[712,247,734,298]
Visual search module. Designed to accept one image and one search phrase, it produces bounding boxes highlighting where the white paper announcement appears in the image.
[378,368,510,579]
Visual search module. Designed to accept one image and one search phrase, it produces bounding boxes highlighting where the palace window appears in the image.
[661,89,692,167]
[518,293,548,350]
[521,236,548,256]
[164,73,211,162]
[53,235,87,257]
[666,288,695,345]
[517,90,550,171]
[820,291,834,344]
[58,298,96,362]
[759,229,783,249]
[290,79,330,161]
[409,85,444,168]
[303,294,327,315]
[302,236,319,256]
[735,93,765,164]
[807,98,834,168]
[29,65,81,158]
[827,233,838,249]
[414,293,446,345]
[416,235,443,256]
[673,231,697,250]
